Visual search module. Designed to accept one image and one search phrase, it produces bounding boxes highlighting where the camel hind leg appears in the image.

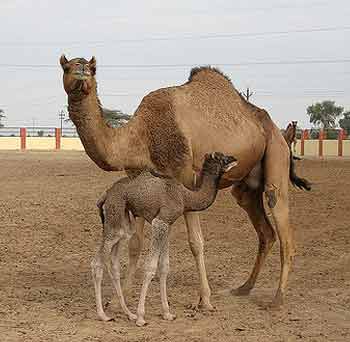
[230,185,276,295]
[264,129,295,307]
[124,217,145,292]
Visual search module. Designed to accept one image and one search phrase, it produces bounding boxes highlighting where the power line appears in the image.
[1,26,349,47]
[100,90,348,98]
[93,26,350,45]
[1,58,350,70]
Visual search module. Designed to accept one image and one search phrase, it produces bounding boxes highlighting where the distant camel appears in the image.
[61,55,311,308]
[283,121,298,153]
[91,152,237,326]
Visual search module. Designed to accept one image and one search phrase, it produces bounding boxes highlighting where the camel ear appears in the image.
[89,56,96,75]
[60,54,69,69]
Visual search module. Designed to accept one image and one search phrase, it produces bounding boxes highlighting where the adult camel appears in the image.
[60,55,311,309]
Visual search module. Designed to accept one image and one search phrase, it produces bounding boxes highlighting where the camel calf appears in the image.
[91,152,238,326]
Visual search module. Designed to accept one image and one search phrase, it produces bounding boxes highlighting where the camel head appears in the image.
[60,55,96,96]
[203,152,238,176]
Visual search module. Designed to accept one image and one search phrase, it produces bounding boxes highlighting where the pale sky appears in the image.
[0,0,349,129]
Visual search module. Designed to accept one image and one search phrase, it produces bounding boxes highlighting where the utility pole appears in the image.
[59,109,65,136]
[32,117,35,137]
[242,87,254,102]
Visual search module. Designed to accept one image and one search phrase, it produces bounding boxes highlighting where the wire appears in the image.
[1,25,348,46]
[1,58,350,69]
[93,26,350,45]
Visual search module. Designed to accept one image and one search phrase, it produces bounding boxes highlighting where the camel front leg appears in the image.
[181,167,212,310]
[184,212,212,310]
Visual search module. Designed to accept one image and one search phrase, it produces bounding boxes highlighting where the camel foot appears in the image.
[268,293,284,310]
[128,313,137,321]
[136,317,147,327]
[162,312,176,321]
[230,285,252,296]
[98,313,114,322]
[199,302,215,311]
[186,299,215,312]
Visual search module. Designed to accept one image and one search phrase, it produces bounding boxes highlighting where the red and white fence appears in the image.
[0,127,349,156]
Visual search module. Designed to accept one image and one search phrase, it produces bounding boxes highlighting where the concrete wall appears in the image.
[323,140,338,156]
[0,137,20,150]
[343,140,350,156]
[26,137,56,150]
[304,140,318,156]
[61,138,84,151]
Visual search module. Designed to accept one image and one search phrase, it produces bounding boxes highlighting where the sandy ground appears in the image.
[0,151,349,342]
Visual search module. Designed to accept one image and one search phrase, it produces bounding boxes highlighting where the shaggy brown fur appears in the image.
[137,90,190,174]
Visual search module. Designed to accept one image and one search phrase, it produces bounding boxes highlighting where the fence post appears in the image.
[338,129,344,157]
[319,129,324,157]
[301,129,308,156]
[20,128,26,150]
[55,128,61,150]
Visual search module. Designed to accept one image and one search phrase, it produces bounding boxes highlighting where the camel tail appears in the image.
[289,150,311,191]
[96,191,107,224]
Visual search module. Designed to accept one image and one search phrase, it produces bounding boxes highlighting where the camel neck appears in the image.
[67,81,151,172]
[183,172,220,212]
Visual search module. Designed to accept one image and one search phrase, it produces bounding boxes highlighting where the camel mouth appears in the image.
[223,161,238,172]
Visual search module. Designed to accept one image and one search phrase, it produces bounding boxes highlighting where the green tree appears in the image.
[339,111,350,135]
[64,107,131,128]
[0,109,5,128]
[307,101,343,129]
[102,108,131,128]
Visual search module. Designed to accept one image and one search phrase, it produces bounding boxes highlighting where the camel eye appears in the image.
[75,63,80,66]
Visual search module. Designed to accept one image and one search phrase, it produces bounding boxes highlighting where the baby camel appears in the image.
[91,152,237,326]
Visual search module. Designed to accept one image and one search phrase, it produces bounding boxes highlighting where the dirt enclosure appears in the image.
[0,151,349,341]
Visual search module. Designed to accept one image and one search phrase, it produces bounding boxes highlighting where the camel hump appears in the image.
[188,66,232,84]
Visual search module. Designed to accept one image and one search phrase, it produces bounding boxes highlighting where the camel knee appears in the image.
[189,239,204,258]
[259,231,276,253]
[145,267,157,282]
[128,233,143,256]
[111,263,121,279]
[265,184,280,208]
[91,257,104,280]
[144,254,159,278]
[159,258,170,276]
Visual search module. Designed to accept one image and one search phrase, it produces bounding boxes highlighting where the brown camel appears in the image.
[283,121,304,162]
[92,152,237,326]
[283,121,298,152]
[60,55,311,308]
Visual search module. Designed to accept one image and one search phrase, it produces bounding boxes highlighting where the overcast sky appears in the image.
[0,0,349,129]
